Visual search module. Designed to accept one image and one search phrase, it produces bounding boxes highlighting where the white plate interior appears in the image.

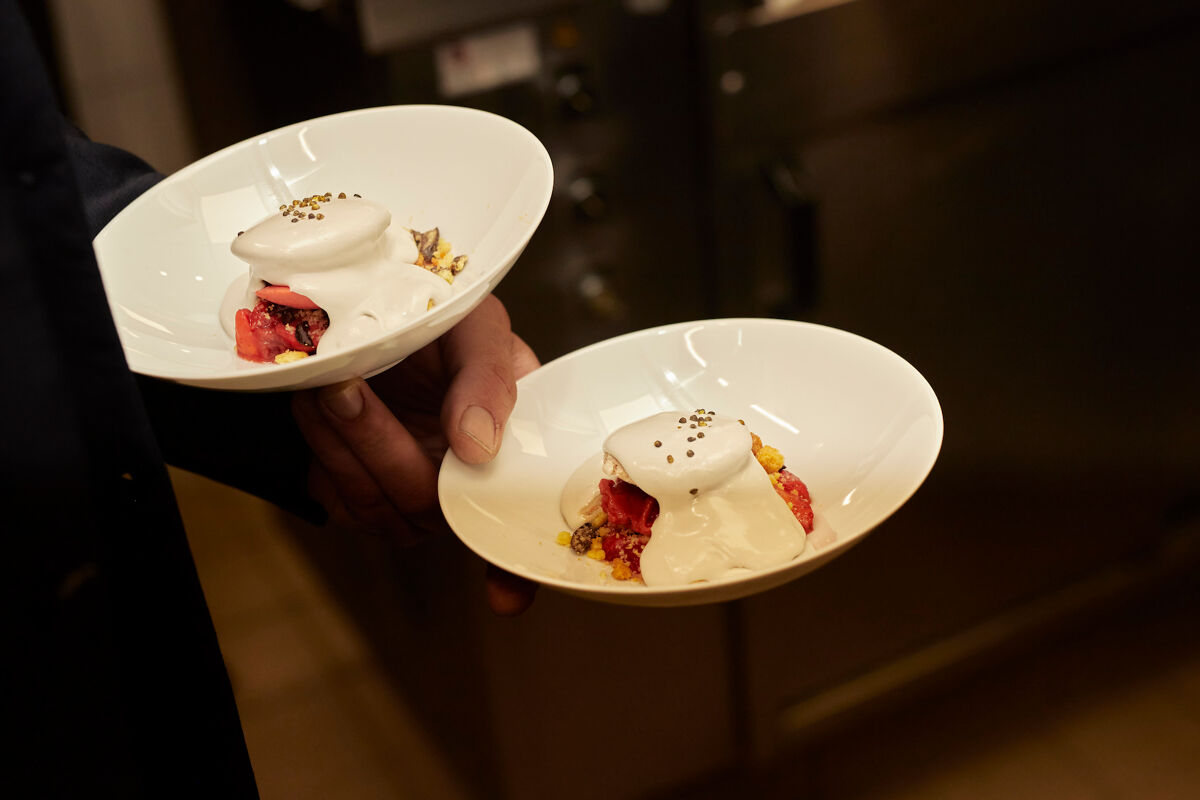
[93,105,553,391]
[439,318,944,607]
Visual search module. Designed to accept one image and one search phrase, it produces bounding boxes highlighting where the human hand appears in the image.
[290,295,540,615]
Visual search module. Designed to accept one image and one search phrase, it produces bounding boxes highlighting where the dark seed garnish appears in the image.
[569,523,597,554]
[687,436,695,442]
[654,440,662,447]
[697,432,705,438]
[414,227,440,261]
[667,455,674,464]
[686,450,694,457]
[689,488,698,495]
[294,321,313,347]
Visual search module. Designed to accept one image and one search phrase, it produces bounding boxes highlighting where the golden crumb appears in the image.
[756,445,785,474]
[274,350,309,364]
[611,561,634,581]
[427,298,436,311]
[556,531,572,546]
[750,432,763,455]
[586,548,606,560]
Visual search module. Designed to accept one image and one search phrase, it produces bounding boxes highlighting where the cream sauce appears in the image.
[561,411,807,587]
[220,196,452,355]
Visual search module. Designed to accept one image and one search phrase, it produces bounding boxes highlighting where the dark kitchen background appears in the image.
[32,0,1200,797]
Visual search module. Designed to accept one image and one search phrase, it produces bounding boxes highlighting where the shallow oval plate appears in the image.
[439,318,943,607]
[93,105,553,392]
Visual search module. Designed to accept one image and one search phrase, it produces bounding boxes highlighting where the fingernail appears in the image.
[320,380,363,421]
[460,405,497,456]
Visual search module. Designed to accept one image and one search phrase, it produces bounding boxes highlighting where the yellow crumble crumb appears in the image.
[274,350,309,364]
[556,531,571,546]
[756,445,785,474]
[586,536,605,559]
[611,561,634,581]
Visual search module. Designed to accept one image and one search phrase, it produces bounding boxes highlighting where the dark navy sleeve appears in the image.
[61,122,324,523]
[60,120,165,237]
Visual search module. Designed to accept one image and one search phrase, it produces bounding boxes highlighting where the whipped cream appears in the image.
[220,195,453,355]
[561,411,808,586]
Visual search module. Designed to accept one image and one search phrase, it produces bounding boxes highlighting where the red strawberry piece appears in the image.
[775,469,815,532]
[255,284,320,309]
[601,532,649,574]
[599,479,659,536]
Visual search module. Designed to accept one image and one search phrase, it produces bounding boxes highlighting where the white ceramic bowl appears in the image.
[93,105,553,391]
[439,318,943,607]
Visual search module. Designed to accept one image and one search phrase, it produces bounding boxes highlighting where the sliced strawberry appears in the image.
[775,469,815,532]
[255,284,320,309]
[599,479,659,536]
[601,531,649,574]
[234,308,271,362]
[234,300,327,362]
[270,319,316,353]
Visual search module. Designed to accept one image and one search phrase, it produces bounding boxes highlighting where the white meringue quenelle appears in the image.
[220,194,454,355]
[561,411,807,587]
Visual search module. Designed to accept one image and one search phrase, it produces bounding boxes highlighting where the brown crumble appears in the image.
[686,450,694,457]
[687,436,695,442]
[667,455,675,464]
[698,432,705,438]
[654,440,662,447]
[689,488,698,495]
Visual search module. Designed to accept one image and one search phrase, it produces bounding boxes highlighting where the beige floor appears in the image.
[174,467,1200,800]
